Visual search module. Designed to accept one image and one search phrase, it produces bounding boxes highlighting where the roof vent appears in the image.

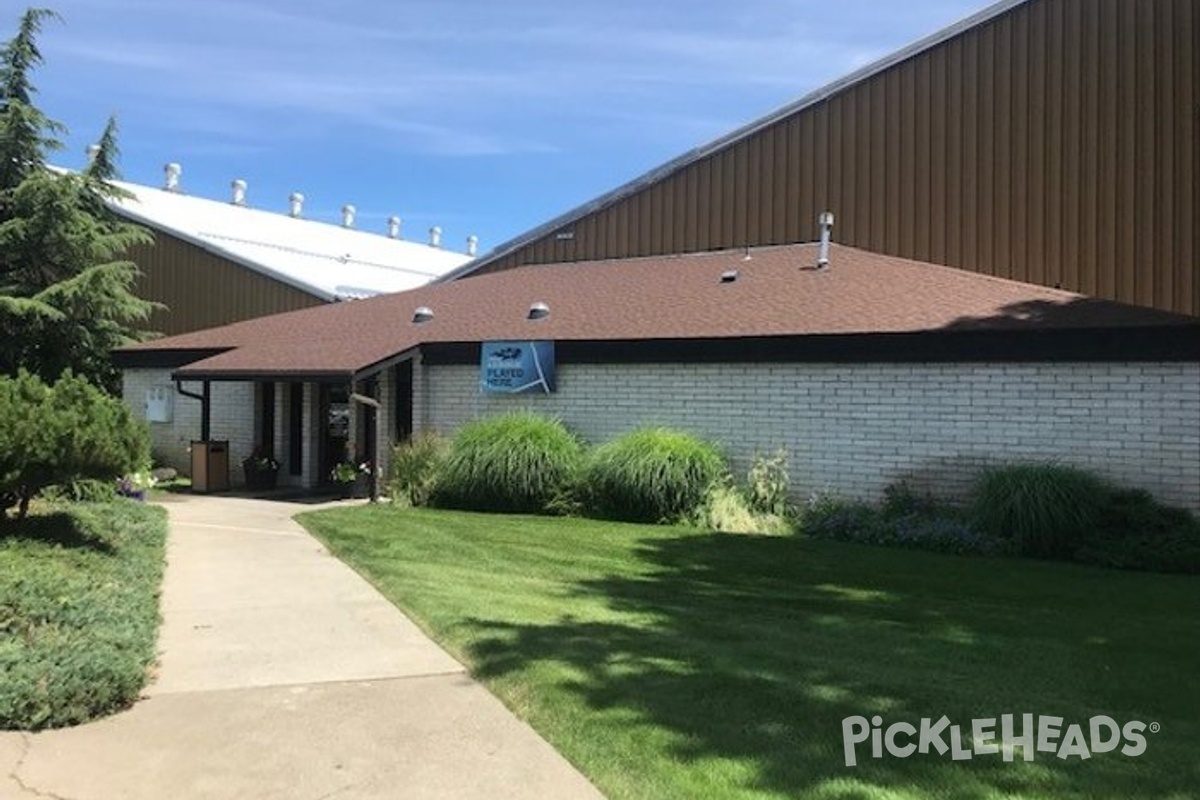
[412,306,434,324]
[817,211,835,269]
[387,216,402,239]
[231,179,247,206]
[341,204,356,228]
[720,269,739,283]
[85,143,100,164]
[466,235,479,257]
[527,301,550,321]
[428,226,442,248]
[164,162,182,192]
[289,192,304,218]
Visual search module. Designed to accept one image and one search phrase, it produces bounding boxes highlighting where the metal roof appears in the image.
[442,0,1033,282]
[105,178,473,301]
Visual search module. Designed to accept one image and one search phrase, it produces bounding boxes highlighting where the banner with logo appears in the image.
[480,341,556,394]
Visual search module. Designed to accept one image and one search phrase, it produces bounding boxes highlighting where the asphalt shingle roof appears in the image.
[118,243,1196,379]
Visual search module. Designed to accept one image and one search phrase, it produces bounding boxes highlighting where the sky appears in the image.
[24,0,993,259]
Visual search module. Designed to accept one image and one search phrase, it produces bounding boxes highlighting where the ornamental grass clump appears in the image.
[969,463,1111,559]
[582,427,725,523]
[432,412,582,514]
[389,431,449,507]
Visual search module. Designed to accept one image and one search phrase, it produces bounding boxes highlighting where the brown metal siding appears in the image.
[479,0,1198,316]
[127,233,325,336]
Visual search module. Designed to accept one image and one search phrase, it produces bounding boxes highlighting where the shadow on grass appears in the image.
[0,510,115,554]
[465,532,1197,799]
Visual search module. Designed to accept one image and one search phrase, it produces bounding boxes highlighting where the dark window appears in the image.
[395,361,414,442]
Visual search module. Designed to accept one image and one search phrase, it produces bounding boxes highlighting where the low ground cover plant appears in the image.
[1,500,168,730]
[432,411,582,514]
[803,482,999,556]
[581,427,725,523]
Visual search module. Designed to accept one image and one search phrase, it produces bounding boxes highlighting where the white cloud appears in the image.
[35,0,989,164]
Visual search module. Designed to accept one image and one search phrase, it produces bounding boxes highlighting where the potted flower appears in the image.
[117,471,156,501]
[243,448,280,490]
[331,461,371,499]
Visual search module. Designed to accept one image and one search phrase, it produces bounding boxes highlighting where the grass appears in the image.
[0,500,168,730]
[298,506,1200,800]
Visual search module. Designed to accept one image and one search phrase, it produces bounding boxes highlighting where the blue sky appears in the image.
[27,0,990,257]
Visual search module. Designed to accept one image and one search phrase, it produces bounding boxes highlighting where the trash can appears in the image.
[191,440,230,493]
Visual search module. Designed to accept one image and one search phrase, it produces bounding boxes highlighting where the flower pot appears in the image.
[244,467,279,491]
[336,476,369,499]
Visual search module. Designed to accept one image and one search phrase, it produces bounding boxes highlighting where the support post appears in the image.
[349,390,382,503]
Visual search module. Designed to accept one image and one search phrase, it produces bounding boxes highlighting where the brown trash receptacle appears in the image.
[191,440,230,493]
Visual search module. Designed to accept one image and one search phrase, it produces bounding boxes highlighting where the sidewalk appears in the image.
[1,496,604,800]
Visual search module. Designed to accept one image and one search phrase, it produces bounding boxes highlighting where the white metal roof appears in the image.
[105,178,473,301]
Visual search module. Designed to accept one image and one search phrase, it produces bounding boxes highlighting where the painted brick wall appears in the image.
[122,369,257,482]
[417,362,1200,510]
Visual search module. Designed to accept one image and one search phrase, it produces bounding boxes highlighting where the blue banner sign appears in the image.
[480,341,556,394]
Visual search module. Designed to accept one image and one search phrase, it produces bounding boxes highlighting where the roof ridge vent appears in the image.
[163,162,182,192]
[342,204,356,228]
[289,192,304,218]
[388,216,402,239]
[231,179,247,206]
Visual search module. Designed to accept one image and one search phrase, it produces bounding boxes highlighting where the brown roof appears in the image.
[119,243,1197,378]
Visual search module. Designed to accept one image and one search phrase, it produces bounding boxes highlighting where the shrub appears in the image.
[432,412,583,514]
[0,501,167,730]
[0,370,150,522]
[389,431,449,507]
[45,478,117,503]
[1075,489,1200,574]
[693,480,792,535]
[969,463,1111,559]
[582,427,725,523]
[880,481,938,519]
[746,449,791,517]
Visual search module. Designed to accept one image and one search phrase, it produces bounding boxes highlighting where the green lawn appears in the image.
[0,500,168,730]
[299,506,1200,800]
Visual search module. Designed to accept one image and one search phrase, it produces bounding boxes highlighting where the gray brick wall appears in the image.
[122,369,257,483]
[417,361,1200,510]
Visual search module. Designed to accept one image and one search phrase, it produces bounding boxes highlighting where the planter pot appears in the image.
[337,476,369,499]
[244,467,279,491]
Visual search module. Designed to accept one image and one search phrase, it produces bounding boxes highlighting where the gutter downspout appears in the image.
[175,380,211,441]
[349,390,381,503]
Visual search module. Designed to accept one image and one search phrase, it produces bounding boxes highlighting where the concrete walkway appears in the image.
[1,496,604,800]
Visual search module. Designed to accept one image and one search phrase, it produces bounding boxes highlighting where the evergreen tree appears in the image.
[0,7,157,393]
